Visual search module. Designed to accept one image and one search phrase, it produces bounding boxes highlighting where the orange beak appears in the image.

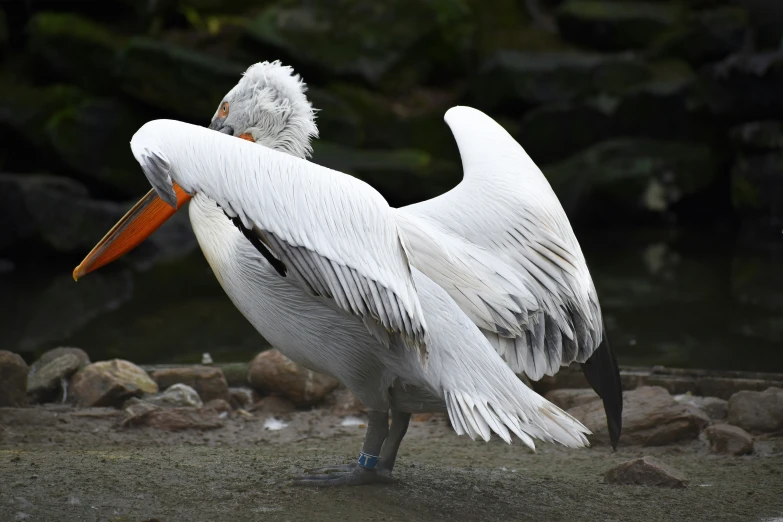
[72,183,192,281]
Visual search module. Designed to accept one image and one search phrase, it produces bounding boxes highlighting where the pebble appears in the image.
[70,359,158,407]
[703,424,754,456]
[0,350,28,407]
[727,387,783,433]
[605,456,688,488]
[27,347,90,402]
[568,386,709,446]
[151,366,231,403]
[248,349,339,407]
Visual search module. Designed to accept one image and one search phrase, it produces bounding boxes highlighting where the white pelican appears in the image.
[73,62,622,487]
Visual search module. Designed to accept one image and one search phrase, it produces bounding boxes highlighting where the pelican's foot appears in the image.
[291,465,394,487]
[304,463,358,474]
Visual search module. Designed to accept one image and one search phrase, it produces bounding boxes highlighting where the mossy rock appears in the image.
[45,98,154,195]
[311,142,458,207]
[557,0,687,51]
[702,51,783,120]
[649,7,749,66]
[731,153,783,221]
[472,50,652,110]
[27,12,123,93]
[116,37,245,120]
[245,0,472,88]
[543,138,718,220]
[0,81,83,154]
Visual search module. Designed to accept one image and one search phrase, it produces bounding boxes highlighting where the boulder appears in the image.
[244,0,471,87]
[0,350,28,407]
[604,456,688,488]
[45,97,155,195]
[204,398,232,414]
[543,138,718,221]
[27,12,122,93]
[727,387,783,433]
[673,394,727,421]
[557,1,685,51]
[150,366,231,404]
[228,386,259,409]
[144,383,203,408]
[248,349,339,407]
[250,395,297,415]
[122,403,223,431]
[544,388,601,411]
[71,359,158,407]
[703,51,783,120]
[704,424,754,456]
[568,386,710,446]
[311,141,458,207]
[115,38,245,120]
[649,7,749,66]
[27,347,90,402]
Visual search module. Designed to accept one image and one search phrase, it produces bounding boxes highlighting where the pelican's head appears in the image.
[208,60,319,159]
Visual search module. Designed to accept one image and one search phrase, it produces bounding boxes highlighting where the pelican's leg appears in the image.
[291,410,394,487]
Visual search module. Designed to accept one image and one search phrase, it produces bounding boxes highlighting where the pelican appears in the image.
[73,62,622,487]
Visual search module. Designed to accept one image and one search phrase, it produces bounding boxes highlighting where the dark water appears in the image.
[3,224,782,372]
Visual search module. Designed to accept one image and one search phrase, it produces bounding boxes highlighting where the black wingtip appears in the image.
[580,338,623,449]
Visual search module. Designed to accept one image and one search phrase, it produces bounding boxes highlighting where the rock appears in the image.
[27,347,90,402]
[727,387,783,433]
[569,386,710,446]
[250,395,297,414]
[27,12,122,93]
[115,38,245,120]
[557,1,685,51]
[145,384,203,408]
[45,97,155,195]
[673,394,727,421]
[245,0,471,87]
[0,350,28,407]
[248,349,339,407]
[150,366,231,404]
[204,398,232,414]
[228,387,259,409]
[703,51,783,120]
[70,359,158,408]
[311,141,457,207]
[545,388,601,410]
[327,388,367,416]
[543,138,718,221]
[704,424,754,455]
[604,456,688,488]
[649,7,749,66]
[122,403,223,431]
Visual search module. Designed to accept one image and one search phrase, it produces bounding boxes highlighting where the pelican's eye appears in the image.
[219,101,229,118]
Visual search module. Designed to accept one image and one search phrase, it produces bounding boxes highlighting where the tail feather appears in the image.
[580,338,623,449]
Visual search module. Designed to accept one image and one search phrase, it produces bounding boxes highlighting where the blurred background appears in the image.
[0,0,781,371]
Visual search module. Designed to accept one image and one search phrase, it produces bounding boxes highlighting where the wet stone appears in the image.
[151,366,231,404]
[70,359,158,408]
[248,349,339,407]
[0,350,29,407]
[727,387,783,433]
[27,347,90,403]
[704,424,754,456]
[605,456,688,488]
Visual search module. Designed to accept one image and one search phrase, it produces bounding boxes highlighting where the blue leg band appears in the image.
[357,452,380,469]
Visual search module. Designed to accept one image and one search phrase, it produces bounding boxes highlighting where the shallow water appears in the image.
[3,223,782,372]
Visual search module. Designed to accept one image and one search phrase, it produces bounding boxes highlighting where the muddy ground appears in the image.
[1,405,782,522]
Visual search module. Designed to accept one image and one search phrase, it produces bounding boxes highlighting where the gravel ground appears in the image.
[1,405,782,522]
